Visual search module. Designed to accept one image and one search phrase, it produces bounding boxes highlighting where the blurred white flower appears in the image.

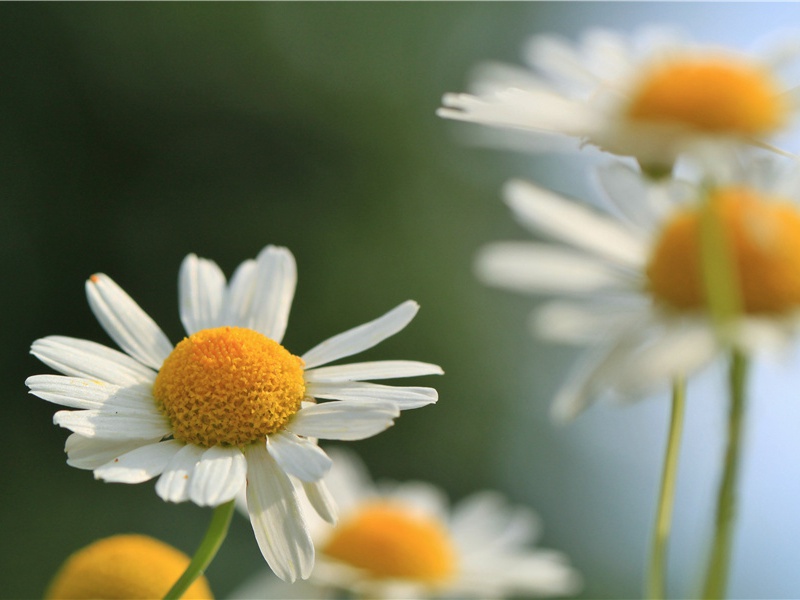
[439,27,800,171]
[476,156,800,420]
[27,245,441,582]
[230,447,580,600]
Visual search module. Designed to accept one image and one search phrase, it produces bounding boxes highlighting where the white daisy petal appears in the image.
[307,381,437,410]
[267,432,332,483]
[189,445,248,507]
[179,253,227,334]
[155,444,205,503]
[220,258,258,327]
[302,479,338,525]
[304,361,443,383]
[245,442,314,582]
[288,400,399,441]
[248,246,297,343]
[531,300,648,344]
[26,375,156,413]
[30,336,156,386]
[301,301,419,369]
[64,434,150,470]
[53,408,172,440]
[94,440,182,484]
[86,274,173,370]
[503,179,647,267]
[475,242,628,294]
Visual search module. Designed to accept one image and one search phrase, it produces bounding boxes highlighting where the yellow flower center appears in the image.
[647,186,800,314]
[153,326,305,447]
[626,56,786,136]
[45,534,213,599]
[323,502,457,584]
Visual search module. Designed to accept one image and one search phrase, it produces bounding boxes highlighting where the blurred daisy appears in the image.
[46,534,213,600]
[230,448,580,600]
[438,27,800,172]
[476,156,800,420]
[27,245,442,582]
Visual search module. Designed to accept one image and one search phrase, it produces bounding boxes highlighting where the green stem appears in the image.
[164,499,235,600]
[701,350,748,600]
[647,376,687,600]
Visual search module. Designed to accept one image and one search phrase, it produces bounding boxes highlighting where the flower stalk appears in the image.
[647,376,686,600]
[164,499,235,600]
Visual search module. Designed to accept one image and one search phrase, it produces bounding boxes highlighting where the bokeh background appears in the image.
[5,3,800,599]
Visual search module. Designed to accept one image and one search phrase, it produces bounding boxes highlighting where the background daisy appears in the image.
[439,26,800,173]
[230,447,581,600]
[27,245,441,582]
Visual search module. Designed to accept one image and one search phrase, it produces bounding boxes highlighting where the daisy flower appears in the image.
[45,535,213,600]
[230,448,581,600]
[438,27,800,173]
[475,155,800,420]
[26,245,442,582]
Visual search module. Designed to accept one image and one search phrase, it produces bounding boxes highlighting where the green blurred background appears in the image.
[5,3,800,599]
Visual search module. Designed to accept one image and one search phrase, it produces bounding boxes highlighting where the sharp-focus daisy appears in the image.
[475,156,800,420]
[230,448,581,600]
[26,245,442,582]
[438,27,800,172]
[45,534,213,600]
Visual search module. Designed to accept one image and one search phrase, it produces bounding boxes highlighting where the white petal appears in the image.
[267,432,332,483]
[248,246,297,343]
[155,444,205,503]
[26,375,156,413]
[288,400,399,441]
[503,179,647,268]
[53,408,172,440]
[94,440,182,484]
[302,479,338,525]
[475,242,628,294]
[189,446,248,507]
[301,301,419,369]
[245,443,314,582]
[220,259,258,327]
[86,274,173,370]
[179,254,226,334]
[31,336,156,386]
[531,300,646,344]
[65,434,149,470]
[450,491,540,553]
[305,361,443,383]
[307,381,437,410]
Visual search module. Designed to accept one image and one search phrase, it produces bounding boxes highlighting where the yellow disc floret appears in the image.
[45,534,213,599]
[323,502,457,584]
[647,186,800,314]
[153,326,305,447]
[627,56,786,136]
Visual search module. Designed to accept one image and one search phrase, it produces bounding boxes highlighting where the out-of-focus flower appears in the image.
[27,245,442,581]
[476,156,800,420]
[439,27,800,173]
[230,448,580,600]
[45,534,213,599]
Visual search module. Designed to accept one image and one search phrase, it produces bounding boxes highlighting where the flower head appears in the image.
[438,27,800,172]
[27,245,442,581]
[45,534,213,599]
[231,448,581,600]
[475,156,800,419]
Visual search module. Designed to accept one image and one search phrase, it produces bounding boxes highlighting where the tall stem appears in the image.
[164,499,236,600]
[701,350,748,599]
[647,377,687,600]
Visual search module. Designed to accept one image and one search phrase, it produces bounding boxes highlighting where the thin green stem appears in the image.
[647,376,687,600]
[701,350,748,600]
[164,499,236,600]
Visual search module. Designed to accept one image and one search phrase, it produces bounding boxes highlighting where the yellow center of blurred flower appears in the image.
[626,56,786,135]
[45,534,213,600]
[647,186,800,314]
[153,326,305,447]
[323,502,457,584]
